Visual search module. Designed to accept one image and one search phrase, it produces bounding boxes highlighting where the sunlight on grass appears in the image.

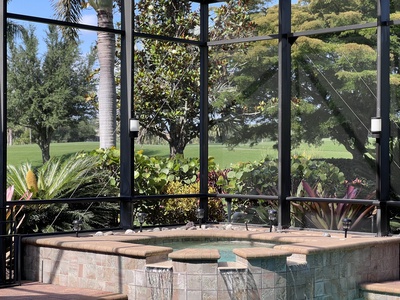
[7,142,99,167]
[8,139,353,169]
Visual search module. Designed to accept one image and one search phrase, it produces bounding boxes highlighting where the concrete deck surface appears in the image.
[0,281,127,299]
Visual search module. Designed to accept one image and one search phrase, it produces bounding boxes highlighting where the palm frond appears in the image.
[7,21,26,39]
[37,154,100,199]
[51,0,83,41]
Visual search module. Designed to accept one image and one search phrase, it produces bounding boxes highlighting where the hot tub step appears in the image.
[360,281,400,299]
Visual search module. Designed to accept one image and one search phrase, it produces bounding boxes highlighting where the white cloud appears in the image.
[78,12,98,53]
[81,13,98,26]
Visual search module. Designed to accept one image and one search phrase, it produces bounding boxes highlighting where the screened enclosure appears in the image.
[1,0,400,285]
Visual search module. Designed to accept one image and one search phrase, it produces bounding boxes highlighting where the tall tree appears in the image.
[52,0,117,149]
[134,0,257,157]
[7,25,96,162]
[215,0,400,163]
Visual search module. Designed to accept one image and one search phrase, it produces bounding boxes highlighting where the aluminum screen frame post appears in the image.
[375,0,391,236]
[119,0,135,229]
[198,1,210,222]
[277,0,292,229]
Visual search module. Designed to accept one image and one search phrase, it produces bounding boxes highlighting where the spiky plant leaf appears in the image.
[7,163,33,198]
[36,154,100,199]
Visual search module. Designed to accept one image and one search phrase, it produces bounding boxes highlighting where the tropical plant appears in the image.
[213,155,376,229]
[7,154,101,199]
[291,179,375,231]
[133,151,200,195]
[52,0,117,148]
[134,181,226,226]
[159,182,199,225]
[240,178,375,230]
[6,153,119,233]
[88,147,120,195]
[5,186,32,234]
[217,155,348,199]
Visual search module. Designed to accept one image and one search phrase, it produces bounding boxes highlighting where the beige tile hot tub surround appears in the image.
[22,227,400,299]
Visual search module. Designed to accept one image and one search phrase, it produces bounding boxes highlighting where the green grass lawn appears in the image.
[135,138,352,168]
[7,142,99,167]
[7,138,353,169]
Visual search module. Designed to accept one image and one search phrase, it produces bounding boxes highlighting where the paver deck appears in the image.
[360,281,400,296]
[0,281,128,300]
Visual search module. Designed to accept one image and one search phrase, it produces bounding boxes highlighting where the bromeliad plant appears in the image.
[291,178,375,230]
[216,155,349,221]
[245,178,375,230]
[215,155,375,230]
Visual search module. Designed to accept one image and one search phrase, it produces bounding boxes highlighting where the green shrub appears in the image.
[88,147,120,196]
[133,150,200,195]
[218,155,346,197]
[162,182,199,224]
[215,155,375,229]
[134,181,225,225]
[7,152,119,233]
[9,147,375,231]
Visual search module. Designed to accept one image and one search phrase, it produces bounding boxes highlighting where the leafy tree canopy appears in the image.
[212,0,400,162]
[134,0,258,157]
[132,0,400,163]
[7,25,96,162]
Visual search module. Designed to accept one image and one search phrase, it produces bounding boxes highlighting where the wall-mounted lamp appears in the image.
[72,219,83,237]
[196,208,205,228]
[371,117,381,138]
[137,212,147,232]
[129,118,139,138]
[268,209,277,232]
[342,218,352,238]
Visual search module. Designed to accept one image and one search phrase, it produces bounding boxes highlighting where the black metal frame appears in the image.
[0,0,397,284]
[277,0,292,229]
[1,0,8,285]
[119,0,134,229]
[0,206,21,288]
[0,234,21,288]
[375,0,391,236]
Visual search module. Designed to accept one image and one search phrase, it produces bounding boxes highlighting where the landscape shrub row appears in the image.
[7,148,376,233]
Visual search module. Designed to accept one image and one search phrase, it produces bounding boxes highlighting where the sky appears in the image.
[7,0,105,55]
[7,0,297,55]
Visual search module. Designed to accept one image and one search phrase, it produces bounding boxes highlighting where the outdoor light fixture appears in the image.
[72,219,83,237]
[137,212,147,232]
[343,218,352,238]
[196,208,205,228]
[371,117,381,136]
[268,209,277,232]
[129,118,139,138]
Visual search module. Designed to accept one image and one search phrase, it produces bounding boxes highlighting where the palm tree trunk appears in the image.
[97,9,116,148]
